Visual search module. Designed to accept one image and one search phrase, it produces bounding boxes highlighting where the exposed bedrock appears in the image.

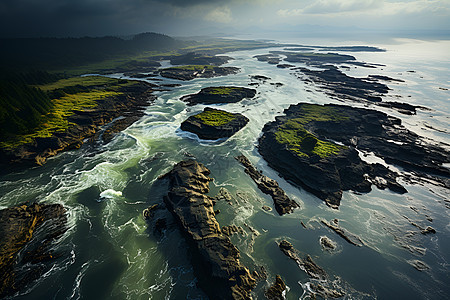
[160,160,256,299]
[0,203,68,298]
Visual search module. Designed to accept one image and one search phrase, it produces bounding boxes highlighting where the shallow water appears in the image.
[1,38,449,299]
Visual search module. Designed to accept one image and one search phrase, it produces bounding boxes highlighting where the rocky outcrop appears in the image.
[278,240,344,298]
[159,66,239,81]
[0,82,155,167]
[0,203,67,298]
[160,160,256,299]
[180,86,256,106]
[321,219,364,247]
[259,103,449,208]
[265,275,286,300]
[235,155,299,215]
[181,107,249,140]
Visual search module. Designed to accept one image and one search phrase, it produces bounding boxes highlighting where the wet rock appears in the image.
[408,259,430,271]
[235,155,299,215]
[143,204,160,220]
[0,203,68,298]
[180,86,256,106]
[262,206,272,211]
[160,160,256,299]
[181,107,249,140]
[250,75,271,81]
[265,275,287,300]
[421,226,436,235]
[222,225,244,236]
[278,240,327,280]
[278,240,345,298]
[277,64,295,69]
[309,283,345,299]
[321,219,364,247]
[214,187,234,205]
[319,236,337,252]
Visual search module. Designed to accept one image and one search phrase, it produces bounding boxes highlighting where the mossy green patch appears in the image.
[169,65,215,71]
[204,87,238,95]
[274,104,348,158]
[193,109,236,126]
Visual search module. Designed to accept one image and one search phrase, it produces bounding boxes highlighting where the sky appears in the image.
[1,0,449,38]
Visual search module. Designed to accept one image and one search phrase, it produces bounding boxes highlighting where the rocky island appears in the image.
[159,65,240,81]
[258,103,449,208]
[181,107,249,140]
[159,160,256,299]
[180,86,256,106]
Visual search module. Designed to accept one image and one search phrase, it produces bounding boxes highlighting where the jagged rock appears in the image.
[278,240,344,298]
[321,219,364,247]
[265,275,286,300]
[319,236,337,251]
[180,86,256,106]
[421,226,436,235]
[235,155,299,215]
[181,107,249,140]
[143,204,160,220]
[278,240,327,280]
[160,160,256,299]
[408,259,430,271]
[0,203,68,298]
[222,225,244,236]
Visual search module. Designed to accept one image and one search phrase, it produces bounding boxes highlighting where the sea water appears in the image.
[1,38,449,299]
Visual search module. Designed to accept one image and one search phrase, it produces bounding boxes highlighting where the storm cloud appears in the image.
[1,0,448,38]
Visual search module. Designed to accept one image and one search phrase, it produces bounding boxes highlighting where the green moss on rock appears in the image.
[193,109,236,126]
[274,104,348,158]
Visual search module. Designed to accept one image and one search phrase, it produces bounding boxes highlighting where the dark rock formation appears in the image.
[259,103,449,208]
[181,107,249,140]
[295,66,389,103]
[254,54,281,65]
[319,236,337,251]
[0,82,155,167]
[180,86,256,106]
[159,65,239,81]
[160,160,256,299]
[278,240,344,298]
[235,155,299,215]
[170,52,232,66]
[265,275,286,300]
[321,219,364,247]
[0,203,68,298]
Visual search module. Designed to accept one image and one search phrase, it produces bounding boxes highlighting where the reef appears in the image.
[181,107,249,140]
[159,160,256,299]
[180,86,256,106]
[235,155,299,215]
[0,203,68,298]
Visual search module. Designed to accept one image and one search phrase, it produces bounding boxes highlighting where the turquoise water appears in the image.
[1,39,449,299]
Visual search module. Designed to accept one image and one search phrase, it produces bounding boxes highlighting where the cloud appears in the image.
[278,0,450,16]
[204,6,233,23]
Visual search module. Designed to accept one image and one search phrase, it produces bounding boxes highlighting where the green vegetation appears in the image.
[169,65,215,71]
[274,104,348,158]
[193,109,236,126]
[0,75,134,149]
[204,87,238,95]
